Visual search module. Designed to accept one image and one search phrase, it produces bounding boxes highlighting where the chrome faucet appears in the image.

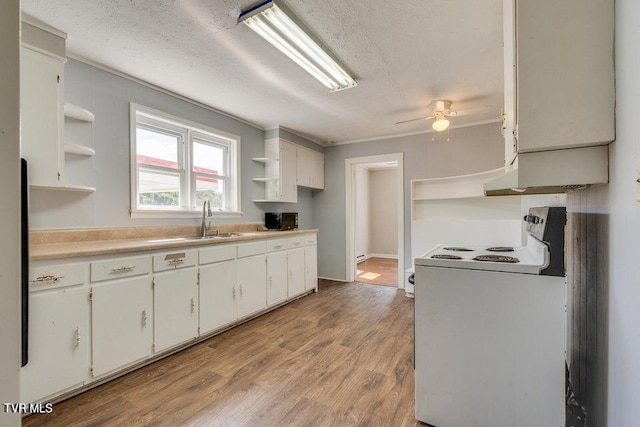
[201,200,212,237]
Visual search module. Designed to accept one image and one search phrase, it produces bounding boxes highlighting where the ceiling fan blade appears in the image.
[395,116,435,125]
[450,106,496,117]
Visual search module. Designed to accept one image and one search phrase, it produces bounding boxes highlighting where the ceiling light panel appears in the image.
[239,0,357,92]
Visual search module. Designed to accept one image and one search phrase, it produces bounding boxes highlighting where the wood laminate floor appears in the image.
[23,279,421,427]
[356,257,398,287]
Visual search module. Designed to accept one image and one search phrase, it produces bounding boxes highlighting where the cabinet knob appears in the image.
[232,287,236,299]
[239,285,244,296]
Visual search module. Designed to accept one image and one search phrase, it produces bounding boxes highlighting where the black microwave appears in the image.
[265,212,298,230]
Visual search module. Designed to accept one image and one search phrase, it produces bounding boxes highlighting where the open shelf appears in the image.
[31,184,96,193]
[64,143,95,156]
[253,178,279,182]
[252,157,278,163]
[64,103,95,122]
[253,199,279,203]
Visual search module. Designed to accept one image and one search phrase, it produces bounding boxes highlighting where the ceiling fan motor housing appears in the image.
[429,100,452,114]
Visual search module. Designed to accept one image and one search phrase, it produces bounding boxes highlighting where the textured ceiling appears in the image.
[22,0,504,145]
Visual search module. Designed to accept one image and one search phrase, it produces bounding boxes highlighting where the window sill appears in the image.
[130,209,243,219]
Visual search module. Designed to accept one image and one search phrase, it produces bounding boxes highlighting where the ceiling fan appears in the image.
[395,100,484,132]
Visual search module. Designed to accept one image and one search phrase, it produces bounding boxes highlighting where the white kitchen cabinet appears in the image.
[91,276,153,377]
[304,245,318,292]
[21,286,89,404]
[287,247,306,297]
[486,0,613,195]
[296,147,325,190]
[153,268,199,353]
[237,255,267,318]
[504,0,614,155]
[21,46,64,188]
[267,250,288,306]
[199,260,238,333]
[254,138,297,202]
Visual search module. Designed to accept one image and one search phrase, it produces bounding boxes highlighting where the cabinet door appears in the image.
[296,147,313,188]
[288,248,306,297]
[237,255,267,318]
[311,151,325,189]
[21,47,64,187]
[154,268,199,353]
[92,277,153,377]
[267,251,288,306]
[305,245,318,291]
[279,141,298,202]
[199,260,237,334]
[21,287,89,403]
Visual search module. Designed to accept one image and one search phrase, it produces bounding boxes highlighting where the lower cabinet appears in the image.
[267,250,288,306]
[21,286,89,404]
[153,268,199,353]
[91,276,153,377]
[199,260,237,334]
[237,255,267,318]
[25,232,318,403]
[305,245,318,291]
[288,247,306,297]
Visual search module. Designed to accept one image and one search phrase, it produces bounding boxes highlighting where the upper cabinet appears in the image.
[21,19,96,193]
[253,138,324,202]
[20,44,65,188]
[297,146,325,190]
[487,0,614,195]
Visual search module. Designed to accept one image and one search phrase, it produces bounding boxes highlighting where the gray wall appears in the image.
[370,169,398,256]
[315,123,504,280]
[30,59,319,230]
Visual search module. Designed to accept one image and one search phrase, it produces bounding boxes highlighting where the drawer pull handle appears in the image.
[273,245,282,249]
[111,266,135,273]
[142,309,147,327]
[190,298,195,314]
[32,274,64,284]
[232,287,236,299]
[165,252,186,261]
[167,258,185,266]
[74,327,81,349]
[239,285,244,296]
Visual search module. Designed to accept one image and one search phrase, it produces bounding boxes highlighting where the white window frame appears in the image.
[130,103,241,218]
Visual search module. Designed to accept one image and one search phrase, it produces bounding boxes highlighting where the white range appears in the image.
[414,207,567,427]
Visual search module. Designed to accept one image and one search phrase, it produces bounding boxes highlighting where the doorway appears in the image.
[345,153,404,289]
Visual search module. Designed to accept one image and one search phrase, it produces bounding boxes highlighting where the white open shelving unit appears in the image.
[59,102,96,192]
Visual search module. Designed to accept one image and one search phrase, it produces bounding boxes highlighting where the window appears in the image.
[130,104,240,217]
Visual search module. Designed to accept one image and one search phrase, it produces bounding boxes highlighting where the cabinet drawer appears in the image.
[153,250,197,272]
[266,239,287,252]
[287,236,306,249]
[237,241,266,258]
[30,262,87,291]
[199,244,236,265]
[303,234,317,246]
[91,256,151,282]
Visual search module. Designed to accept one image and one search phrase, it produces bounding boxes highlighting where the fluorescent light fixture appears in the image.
[432,117,450,132]
[239,0,357,92]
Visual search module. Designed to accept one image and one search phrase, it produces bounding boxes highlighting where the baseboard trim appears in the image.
[367,253,398,260]
[318,276,349,282]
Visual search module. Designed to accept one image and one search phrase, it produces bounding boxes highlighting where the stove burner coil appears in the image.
[485,246,515,252]
[473,255,520,263]
[431,254,463,260]
[443,247,474,252]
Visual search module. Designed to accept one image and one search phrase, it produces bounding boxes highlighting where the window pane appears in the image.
[137,127,180,170]
[195,175,224,209]
[193,141,225,176]
[138,169,181,207]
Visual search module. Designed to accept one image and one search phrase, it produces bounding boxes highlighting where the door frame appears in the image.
[345,153,404,288]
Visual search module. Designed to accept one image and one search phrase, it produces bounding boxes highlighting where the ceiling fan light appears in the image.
[432,118,450,132]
